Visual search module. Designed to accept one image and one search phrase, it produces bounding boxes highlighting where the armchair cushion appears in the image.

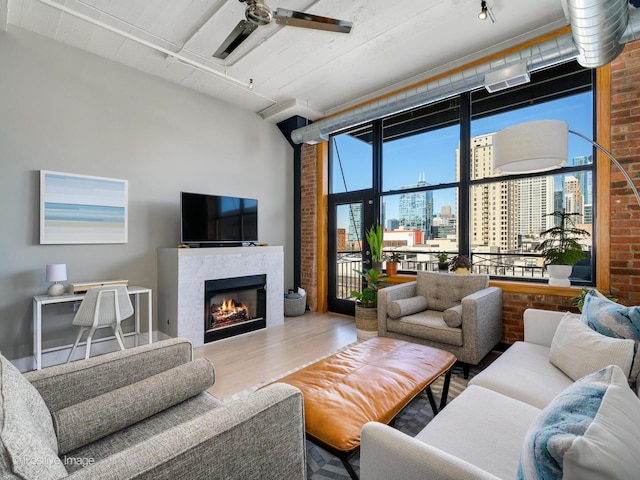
[581,289,640,383]
[53,358,215,454]
[443,305,463,328]
[549,312,634,381]
[0,355,67,480]
[416,272,489,312]
[518,365,640,480]
[387,296,428,319]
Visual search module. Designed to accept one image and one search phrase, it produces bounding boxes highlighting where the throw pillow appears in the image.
[386,296,428,319]
[53,358,215,454]
[518,365,640,480]
[443,304,463,328]
[0,354,67,480]
[581,289,640,383]
[549,312,634,381]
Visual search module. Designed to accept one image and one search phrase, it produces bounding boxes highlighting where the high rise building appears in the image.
[573,155,593,199]
[518,175,555,236]
[564,175,584,224]
[347,203,362,244]
[398,175,434,241]
[465,134,519,251]
[386,218,400,230]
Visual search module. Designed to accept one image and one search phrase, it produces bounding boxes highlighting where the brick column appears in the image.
[610,40,640,306]
[300,143,319,310]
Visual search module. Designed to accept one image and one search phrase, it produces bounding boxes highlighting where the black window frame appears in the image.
[329,61,596,284]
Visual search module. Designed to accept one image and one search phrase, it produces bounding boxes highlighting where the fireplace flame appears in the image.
[211,298,249,323]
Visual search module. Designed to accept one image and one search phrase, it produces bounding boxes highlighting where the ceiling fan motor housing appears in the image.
[245,0,273,26]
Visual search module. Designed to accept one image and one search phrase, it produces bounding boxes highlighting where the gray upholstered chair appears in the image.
[1,338,306,479]
[67,285,133,363]
[377,271,503,377]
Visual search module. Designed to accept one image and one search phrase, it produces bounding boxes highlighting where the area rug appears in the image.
[226,346,487,480]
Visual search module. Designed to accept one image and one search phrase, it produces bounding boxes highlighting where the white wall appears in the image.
[0,27,294,362]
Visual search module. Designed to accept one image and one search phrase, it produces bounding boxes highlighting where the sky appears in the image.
[332,91,594,229]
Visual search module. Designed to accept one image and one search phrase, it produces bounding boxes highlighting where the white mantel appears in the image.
[157,246,284,347]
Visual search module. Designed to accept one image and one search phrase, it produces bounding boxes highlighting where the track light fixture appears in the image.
[478,1,496,23]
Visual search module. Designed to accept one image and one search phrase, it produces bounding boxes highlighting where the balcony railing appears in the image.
[337,249,591,300]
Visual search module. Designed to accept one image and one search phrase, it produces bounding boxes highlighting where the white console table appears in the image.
[32,286,152,370]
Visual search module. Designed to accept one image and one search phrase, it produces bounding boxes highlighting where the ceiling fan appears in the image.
[213,0,353,60]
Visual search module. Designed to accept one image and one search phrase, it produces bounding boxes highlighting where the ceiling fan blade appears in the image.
[213,20,259,60]
[273,8,352,34]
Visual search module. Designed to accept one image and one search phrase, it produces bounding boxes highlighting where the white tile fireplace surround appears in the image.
[157,246,284,347]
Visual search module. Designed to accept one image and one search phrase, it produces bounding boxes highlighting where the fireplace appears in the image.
[204,274,267,343]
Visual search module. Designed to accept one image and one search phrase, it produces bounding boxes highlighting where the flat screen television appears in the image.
[180,192,258,245]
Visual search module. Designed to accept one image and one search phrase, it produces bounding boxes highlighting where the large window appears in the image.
[329,61,595,284]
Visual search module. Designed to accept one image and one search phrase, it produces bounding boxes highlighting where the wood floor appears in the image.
[193,312,357,399]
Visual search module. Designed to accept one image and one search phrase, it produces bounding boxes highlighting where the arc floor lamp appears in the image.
[493,119,640,206]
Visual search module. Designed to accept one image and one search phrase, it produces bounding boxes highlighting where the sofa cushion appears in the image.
[386,296,428,319]
[581,290,640,383]
[416,272,488,312]
[388,311,463,346]
[469,341,573,409]
[518,365,640,480]
[550,312,634,381]
[417,385,541,479]
[443,304,463,328]
[0,354,67,480]
[53,358,215,454]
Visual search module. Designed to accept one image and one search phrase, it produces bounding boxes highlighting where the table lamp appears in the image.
[46,263,67,296]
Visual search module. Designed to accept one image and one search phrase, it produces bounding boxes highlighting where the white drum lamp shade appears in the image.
[46,263,67,296]
[493,120,568,174]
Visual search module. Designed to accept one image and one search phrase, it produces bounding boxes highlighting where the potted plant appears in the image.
[351,268,389,340]
[449,254,472,274]
[365,224,384,270]
[436,253,450,271]
[385,252,401,275]
[536,210,590,287]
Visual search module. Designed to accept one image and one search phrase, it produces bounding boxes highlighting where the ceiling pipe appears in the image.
[292,2,640,145]
[567,0,629,67]
[34,0,277,104]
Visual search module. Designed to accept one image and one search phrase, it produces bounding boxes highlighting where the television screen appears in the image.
[181,192,258,245]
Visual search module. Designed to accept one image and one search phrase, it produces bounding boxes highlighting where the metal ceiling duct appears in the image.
[567,0,629,67]
[292,2,640,145]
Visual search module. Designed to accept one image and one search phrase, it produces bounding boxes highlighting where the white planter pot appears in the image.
[547,264,573,287]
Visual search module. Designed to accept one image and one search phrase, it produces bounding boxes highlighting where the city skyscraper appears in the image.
[347,203,362,244]
[398,174,433,240]
[573,155,593,201]
[466,134,519,250]
[518,175,555,236]
[564,175,584,224]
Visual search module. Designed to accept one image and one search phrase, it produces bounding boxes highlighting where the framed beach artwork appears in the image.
[40,170,128,244]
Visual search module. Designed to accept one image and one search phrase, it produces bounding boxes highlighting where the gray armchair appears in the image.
[1,337,306,480]
[378,271,503,377]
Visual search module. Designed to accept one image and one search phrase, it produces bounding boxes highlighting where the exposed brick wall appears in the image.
[501,292,578,344]
[610,40,640,307]
[300,143,318,310]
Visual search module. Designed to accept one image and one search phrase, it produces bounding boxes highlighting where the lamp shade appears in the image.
[45,264,67,282]
[493,120,568,174]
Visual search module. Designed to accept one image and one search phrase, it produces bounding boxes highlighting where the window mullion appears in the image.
[459,92,471,257]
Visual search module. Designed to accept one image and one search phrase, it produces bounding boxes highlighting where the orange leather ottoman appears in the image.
[275,337,456,479]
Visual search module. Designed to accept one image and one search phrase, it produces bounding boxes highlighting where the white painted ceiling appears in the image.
[1,0,569,122]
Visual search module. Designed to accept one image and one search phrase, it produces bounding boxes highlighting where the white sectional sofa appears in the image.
[361,308,640,479]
